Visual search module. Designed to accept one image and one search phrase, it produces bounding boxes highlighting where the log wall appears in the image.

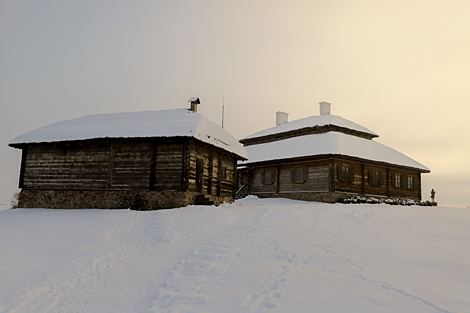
[332,159,422,201]
[278,160,329,193]
[152,143,184,191]
[18,138,240,202]
[185,140,237,197]
[245,157,423,202]
[250,160,330,194]
[21,142,110,190]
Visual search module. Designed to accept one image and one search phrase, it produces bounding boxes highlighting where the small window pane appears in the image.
[339,165,354,182]
[394,174,401,188]
[369,170,383,187]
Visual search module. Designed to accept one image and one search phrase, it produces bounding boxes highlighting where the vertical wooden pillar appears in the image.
[361,164,365,195]
[418,173,422,201]
[386,167,390,198]
[329,159,335,192]
[232,159,237,198]
[217,156,222,196]
[18,147,28,188]
[149,143,157,191]
[182,142,188,191]
[208,148,213,195]
[107,142,115,190]
[276,164,281,193]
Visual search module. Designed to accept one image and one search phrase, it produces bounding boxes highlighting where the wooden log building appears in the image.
[9,99,248,210]
[237,102,430,203]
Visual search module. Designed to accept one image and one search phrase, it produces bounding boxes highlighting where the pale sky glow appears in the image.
[1,0,469,207]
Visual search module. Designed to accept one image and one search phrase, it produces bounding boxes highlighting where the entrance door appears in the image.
[196,158,204,193]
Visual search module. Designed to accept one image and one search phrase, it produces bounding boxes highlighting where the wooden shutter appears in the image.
[337,165,343,181]
[290,168,295,183]
[302,166,309,182]
[349,167,355,182]
[263,169,275,185]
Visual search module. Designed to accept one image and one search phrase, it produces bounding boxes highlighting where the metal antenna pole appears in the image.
[222,94,225,128]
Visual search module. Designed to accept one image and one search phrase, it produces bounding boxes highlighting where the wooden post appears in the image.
[276,164,281,193]
[386,167,390,198]
[361,164,365,195]
[18,147,28,188]
[329,159,335,192]
[107,142,115,190]
[208,149,214,195]
[149,143,157,191]
[181,142,188,191]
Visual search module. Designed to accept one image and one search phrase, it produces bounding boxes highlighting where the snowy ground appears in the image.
[1,197,469,313]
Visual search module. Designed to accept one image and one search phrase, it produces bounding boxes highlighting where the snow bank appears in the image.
[241,132,430,172]
[1,199,468,312]
[242,114,378,140]
[9,109,248,159]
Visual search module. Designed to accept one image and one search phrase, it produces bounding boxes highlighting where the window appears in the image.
[393,173,403,189]
[221,168,227,179]
[368,170,383,187]
[338,165,354,182]
[261,169,276,185]
[291,166,308,184]
[407,176,415,190]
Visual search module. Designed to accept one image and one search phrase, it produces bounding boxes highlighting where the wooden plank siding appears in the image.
[111,142,152,190]
[333,160,364,194]
[388,170,421,200]
[185,139,237,197]
[18,137,242,202]
[278,160,329,193]
[251,165,278,194]
[331,159,422,200]
[251,160,329,194]
[152,143,184,191]
[21,143,110,190]
[246,156,423,201]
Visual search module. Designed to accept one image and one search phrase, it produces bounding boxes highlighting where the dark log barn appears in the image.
[10,100,248,210]
[237,102,430,203]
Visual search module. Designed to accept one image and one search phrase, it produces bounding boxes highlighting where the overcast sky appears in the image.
[1,0,469,207]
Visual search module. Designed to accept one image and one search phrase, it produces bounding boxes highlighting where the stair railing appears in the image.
[235,184,251,199]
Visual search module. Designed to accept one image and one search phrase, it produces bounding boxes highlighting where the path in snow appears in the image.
[1,197,469,312]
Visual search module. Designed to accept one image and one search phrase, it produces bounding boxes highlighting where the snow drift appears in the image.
[0,198,468,312]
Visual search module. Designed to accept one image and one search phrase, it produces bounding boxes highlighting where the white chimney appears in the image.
[276,111,289,126]
[319,101,331,115]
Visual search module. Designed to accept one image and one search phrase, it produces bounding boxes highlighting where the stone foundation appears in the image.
[253,192,350,203]
[18,189,233,210]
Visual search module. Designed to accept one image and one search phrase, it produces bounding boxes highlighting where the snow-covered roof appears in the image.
[10,109,249,159]
[242,114,378,140]
[240,132,430,172]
